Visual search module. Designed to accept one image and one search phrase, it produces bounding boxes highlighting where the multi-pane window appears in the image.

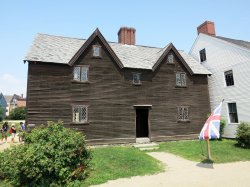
[73,105,88,123]
[93,45,101,57]
[167,54,174,64]
[176,72,186,87]
[228,103,238,123]
[73,66,89,82]
[133,73,141,85]
[199,48,206,62]
[178,106,189,121]
[224,70,234,86]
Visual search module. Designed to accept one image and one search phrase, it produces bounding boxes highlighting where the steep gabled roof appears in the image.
[24,30,211,74]
[216,36,250,51]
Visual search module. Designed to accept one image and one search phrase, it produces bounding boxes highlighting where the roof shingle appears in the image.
[25,33,211,74]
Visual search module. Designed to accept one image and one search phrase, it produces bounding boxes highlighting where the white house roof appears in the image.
[216,36,250,51]
[25,33,211,74]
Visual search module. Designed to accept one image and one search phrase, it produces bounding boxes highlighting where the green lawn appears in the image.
[83,146,164,186]
[155,139,250,163]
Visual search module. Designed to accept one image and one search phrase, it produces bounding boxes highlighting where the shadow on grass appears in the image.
[196,159,214,169]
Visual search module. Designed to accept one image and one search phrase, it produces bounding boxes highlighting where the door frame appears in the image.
[133,105,152,140]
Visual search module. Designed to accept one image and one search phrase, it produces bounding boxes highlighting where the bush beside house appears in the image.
[236,122,250,148]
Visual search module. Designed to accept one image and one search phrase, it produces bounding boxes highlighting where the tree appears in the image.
[0,106,5,122]
[9,107,26,120]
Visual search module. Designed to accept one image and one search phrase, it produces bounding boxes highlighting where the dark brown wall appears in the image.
[27,38,210,144]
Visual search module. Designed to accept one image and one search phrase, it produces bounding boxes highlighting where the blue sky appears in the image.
[1,0,250,96]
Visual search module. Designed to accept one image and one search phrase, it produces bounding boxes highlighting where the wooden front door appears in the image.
[136,109,149,137]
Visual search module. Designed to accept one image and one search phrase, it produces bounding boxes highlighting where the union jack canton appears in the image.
[199,102,222,140]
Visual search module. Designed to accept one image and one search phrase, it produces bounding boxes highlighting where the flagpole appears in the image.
[206,139,212,160]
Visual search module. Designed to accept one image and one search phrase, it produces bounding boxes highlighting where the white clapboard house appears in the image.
[189,21,250,138]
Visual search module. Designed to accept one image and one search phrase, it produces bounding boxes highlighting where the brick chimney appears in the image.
[118,27,136,45]
[197,21,216,36]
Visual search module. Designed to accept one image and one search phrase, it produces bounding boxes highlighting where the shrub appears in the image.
[219,118,226,140]
[236,122,250,148]
[0,121,91,186]
[9,107,26,120]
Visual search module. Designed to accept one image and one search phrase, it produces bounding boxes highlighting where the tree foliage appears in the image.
[9,107,26,120]
[0,121,91,186]
[236,122,250,148]
[0,106,4,121]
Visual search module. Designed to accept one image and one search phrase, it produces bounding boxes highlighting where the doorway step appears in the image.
[133,142,159,151]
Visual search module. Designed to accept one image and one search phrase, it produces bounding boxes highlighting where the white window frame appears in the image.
[177,106,189,121]
[132,72,141,85]
[92,45,101,57]
[73,65,89,82]
[224,70,234,87]
[72,105,88,123]
[227,102,239,124]
[176,72,186,87]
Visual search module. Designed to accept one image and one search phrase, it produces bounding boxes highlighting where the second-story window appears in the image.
[93,45,101,57]
[224,70,234,86]
[73,66,89,82]
[199,48,206,62]
[133,73,141,85]
[176,72,186,87]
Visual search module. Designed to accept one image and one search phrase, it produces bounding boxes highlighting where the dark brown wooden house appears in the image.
[24,27,211,144]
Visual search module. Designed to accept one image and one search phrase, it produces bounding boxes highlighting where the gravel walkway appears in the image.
[92,152,250,187]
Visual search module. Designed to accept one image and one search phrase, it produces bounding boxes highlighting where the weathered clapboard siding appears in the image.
[27,38,210,144]
[190,33,250,138]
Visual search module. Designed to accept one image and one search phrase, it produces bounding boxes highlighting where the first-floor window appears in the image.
[176,72,186,87]
[73,66,89,82]
[73,105,88,123]
[228,103,238,123]
[178,106,189,121]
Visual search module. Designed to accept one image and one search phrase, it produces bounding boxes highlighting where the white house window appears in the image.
[224,70,234,86]
[73,66,89,82]
[176,72,186,87]
[199,48,206,62]
[228,103,238,123]
[178,106,189,121]
[93,45,101,57]
[73,105,88,123]
[167,54,174,64]
[133,73,141,85]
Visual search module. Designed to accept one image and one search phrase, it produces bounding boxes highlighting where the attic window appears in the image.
[199,48,206,62]
[167,54,174,64]
[93,45,101,57]
[132,73,141,85]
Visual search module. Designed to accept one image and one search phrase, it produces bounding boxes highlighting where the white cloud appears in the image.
[1,73,27,96]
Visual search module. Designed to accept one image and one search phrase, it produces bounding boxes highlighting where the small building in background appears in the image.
[4,95,12,116]
[9,94,26,113]
[0,93,7,120]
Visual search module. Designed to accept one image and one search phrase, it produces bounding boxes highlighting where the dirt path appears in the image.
[0,136,21,151]
[92,152,250,187]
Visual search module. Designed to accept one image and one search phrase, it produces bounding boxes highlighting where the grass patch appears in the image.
[83,146,164,186]
[155,139,250,163]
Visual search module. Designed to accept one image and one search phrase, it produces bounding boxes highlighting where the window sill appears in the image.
[133,83,142,86]
[70,122,90,125]
[175,85,187,88]
[177,120,190,123]
[167,62,175,65]
[92,56,102,59]
[71,80,90,84]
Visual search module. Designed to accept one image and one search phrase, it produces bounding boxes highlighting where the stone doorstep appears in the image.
[139,147,159,151]
[136,138,150,144]
[133,142,159,148]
